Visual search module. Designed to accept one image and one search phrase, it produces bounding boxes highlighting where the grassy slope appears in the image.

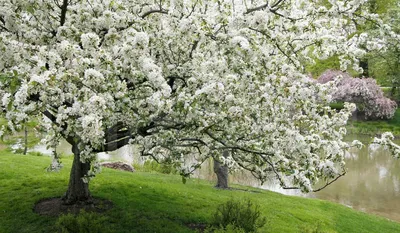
[1,152,400,233]
[347,108,400,136]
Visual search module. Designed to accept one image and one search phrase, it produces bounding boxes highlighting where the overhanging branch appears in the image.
[313,171,346,192]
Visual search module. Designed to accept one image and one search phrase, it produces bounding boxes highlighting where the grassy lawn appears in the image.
[347,108,400,136]
[1,151,400,233]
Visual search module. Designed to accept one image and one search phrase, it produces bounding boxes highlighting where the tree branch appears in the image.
[245,3,269,14]
[105,130,132,144]
[101,136,134,152]
[104,122,125,136]
[0,16,9,32]
[189,40,199,59]
[313,171,346,192]
[42,110,57,124]
[141,9,168,19]
[60,0,69,26]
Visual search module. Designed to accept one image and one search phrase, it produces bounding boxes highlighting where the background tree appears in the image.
[0,0,398,206]
[214,151,230,189]
[368,1,400,100]
[318,70,397,119]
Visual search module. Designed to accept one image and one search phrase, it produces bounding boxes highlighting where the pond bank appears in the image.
[346,109,400,138]
[1,151,400,233]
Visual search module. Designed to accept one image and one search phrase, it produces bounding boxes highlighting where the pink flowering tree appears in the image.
[317,70,397,119]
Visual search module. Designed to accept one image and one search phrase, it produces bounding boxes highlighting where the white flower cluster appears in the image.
[81,32,100,50]
[372,132,400,159]
[0,0,397,192]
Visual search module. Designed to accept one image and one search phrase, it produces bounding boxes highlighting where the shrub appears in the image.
[27,151,45,157]
[211,199,266,233]
[141,160,178,174]
[56,210,111,233]
[318,70,397,119]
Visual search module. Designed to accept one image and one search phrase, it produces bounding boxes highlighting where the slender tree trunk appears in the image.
[62,143,92,205]
[359,59,369,77]
[23,126,28,155]
[391,86,396,98]
[213,151,229,189]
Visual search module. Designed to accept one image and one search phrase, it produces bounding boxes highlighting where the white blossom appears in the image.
[0,0,397,193]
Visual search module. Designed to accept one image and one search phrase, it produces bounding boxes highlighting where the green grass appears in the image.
[327,103,400,137]
[347,108,400,136]
[1,151,400,233]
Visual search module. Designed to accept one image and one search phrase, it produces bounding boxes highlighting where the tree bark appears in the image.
[214,151,229,189]
[62,143,92,205]
[23,126,28,155]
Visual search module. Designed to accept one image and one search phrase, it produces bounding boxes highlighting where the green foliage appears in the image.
[381,87,400,103]
[0,71,21,95]
[306,56,341,78]
[204,224,245,233]
[329,102,344,111]
[306,56,363,78]
[0,117,7,127]
[211,199,267,233]
[139,160,178,174]
[364,0,400,87]
[367,0,398,15]
[56,210,111,233]
[27,151,45,157]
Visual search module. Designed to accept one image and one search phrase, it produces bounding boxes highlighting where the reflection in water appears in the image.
[307,135,400,222]
[28,135,400,222]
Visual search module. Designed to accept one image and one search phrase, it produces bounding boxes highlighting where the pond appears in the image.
[27,134,400,222]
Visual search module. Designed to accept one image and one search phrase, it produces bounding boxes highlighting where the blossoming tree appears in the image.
[318,70,397,119]
[0,0,399,205]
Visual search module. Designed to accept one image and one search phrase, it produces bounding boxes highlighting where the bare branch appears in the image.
[105,129,133,144]
[189,40,199,59]
[101,136,133,152]
[271,0,286,9]
[104,122,125,135]
[42,110,57,124]
[313,171,346,192]
[60,0,69,26]
[179,138,208,146]
[141,9,168,19]
[0,24,10,32]
[245,3,268,15]
[0,16,5,25]
[245,0,286,14]
[0,16,9,32]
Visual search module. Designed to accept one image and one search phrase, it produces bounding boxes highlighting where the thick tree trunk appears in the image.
[62,144,92,205]
[213,151,229,189]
